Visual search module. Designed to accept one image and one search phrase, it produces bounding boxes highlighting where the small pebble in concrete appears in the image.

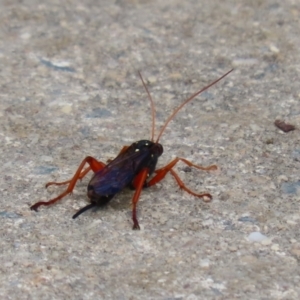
[248,232,268,242]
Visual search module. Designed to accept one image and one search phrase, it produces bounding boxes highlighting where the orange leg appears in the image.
[45,166,92,188]
[147,157,216,201]
[169,169,212,202]
[106,146,129,163]
[30,156,106,211]
[131,168,149,230]
[117,145,130,155]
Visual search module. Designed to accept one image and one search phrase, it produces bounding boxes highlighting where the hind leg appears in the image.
[30,156,106,211]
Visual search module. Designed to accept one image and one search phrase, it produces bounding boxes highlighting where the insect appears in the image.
[30,69,233,229]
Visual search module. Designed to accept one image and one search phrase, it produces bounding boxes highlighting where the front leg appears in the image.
[131,168,149,230]
[146,157,216,201]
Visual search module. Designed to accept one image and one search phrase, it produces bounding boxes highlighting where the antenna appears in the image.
[155,69,233,142]
[138,71,156,142]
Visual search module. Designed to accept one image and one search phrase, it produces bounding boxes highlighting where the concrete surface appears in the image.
[1,0,300,299]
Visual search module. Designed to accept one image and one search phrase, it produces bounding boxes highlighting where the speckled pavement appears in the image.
[1,0,300,299]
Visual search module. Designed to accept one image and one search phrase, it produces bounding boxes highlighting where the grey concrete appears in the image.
[1,0,300,299]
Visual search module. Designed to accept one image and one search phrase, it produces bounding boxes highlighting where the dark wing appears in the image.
[88,149,149,195]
